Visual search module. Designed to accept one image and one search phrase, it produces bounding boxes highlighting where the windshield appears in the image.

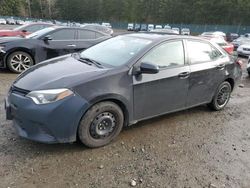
[26,27,56,39]
[13,24,28,31]
[80,36,152,67]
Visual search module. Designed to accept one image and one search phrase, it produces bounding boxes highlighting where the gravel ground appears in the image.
[0,25,250,188]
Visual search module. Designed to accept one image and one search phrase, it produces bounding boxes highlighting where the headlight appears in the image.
[26,88,73,104]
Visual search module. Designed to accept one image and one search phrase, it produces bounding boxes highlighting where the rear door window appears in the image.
[50,29,76,40]
[186,40,222,64]
[78,30,97,40]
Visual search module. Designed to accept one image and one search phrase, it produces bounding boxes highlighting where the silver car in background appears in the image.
[0,18,6,24]
[181,28,190,35]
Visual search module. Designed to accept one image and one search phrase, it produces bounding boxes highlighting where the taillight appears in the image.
[236,59,243,69]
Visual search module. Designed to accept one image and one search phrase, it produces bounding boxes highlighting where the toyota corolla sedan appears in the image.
[5,34,242,148]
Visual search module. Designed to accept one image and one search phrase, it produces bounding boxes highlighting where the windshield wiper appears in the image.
[79,57,104,68]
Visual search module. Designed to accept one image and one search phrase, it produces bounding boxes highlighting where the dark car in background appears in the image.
[5,34,242,148]
[226,33,239,42]
[0,26,111,73]
[134,24,141,31]
[140,24,148,31]
[0,23,54,37]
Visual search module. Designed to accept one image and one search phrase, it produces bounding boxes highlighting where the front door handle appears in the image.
[67,44,76,47]
[178,72,190,79]
[216,64,226,70]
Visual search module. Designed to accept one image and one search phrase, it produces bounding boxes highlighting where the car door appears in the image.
[133,40,190,120]
[75,29,108,51]
[42,28,78,59]
[185,39,228,107]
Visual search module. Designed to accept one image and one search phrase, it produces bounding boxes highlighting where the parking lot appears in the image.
[0,26,250,188]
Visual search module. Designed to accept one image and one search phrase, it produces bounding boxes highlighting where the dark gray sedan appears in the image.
[5,34,242,148]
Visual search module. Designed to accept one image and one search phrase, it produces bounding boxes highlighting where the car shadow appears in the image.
[0,68,15,74]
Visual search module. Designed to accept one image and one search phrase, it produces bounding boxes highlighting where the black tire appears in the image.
[7,51,34,73]
[78,102,124,148]
[208,81,232,111]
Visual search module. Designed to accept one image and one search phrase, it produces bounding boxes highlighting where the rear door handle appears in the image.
[178,72,190,79]
[67,44,76,47]
[216,64,226,70]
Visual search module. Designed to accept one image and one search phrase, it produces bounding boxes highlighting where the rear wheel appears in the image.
[78,102,124,148]
[208,81,232,111]
[7,51,34,73]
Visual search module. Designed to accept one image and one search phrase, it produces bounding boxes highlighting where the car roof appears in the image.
[49,26,110,35]
[124,33,202,42]
[25,22,54,26]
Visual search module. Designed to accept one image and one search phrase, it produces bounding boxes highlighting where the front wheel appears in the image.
[208,81,232,111]
[78,102,124,148]
[7,51,34,73]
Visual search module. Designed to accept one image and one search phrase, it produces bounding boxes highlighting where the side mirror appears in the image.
[22,30,27,33]
[43,35,52,41]
[138,62,159,74]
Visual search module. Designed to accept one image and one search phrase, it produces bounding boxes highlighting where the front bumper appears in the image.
[5,91,89,143]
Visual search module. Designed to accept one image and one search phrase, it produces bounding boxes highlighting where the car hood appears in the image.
[0,30,12,32]
[233,37,250,43]
[0,30,19,36]
[239,44,250,48]
[13,55,110,91]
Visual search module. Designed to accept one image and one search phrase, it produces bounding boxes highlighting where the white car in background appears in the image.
[6,18,15,25]
[148,24,154,31]
[127,23,134,31]
[181,28,190,35]
[155,25,162,29]
[164,25,171,29]
[81,24,114,35]
[201,31,226,39]
[0,18,6,24]
[16,20,25,25]
[172,27,180,34]
[102,22,112,28]
[237,43,250,57]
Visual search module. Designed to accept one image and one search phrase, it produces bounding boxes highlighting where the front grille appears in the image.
[243,48,250,51]
[10,86,30,96]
